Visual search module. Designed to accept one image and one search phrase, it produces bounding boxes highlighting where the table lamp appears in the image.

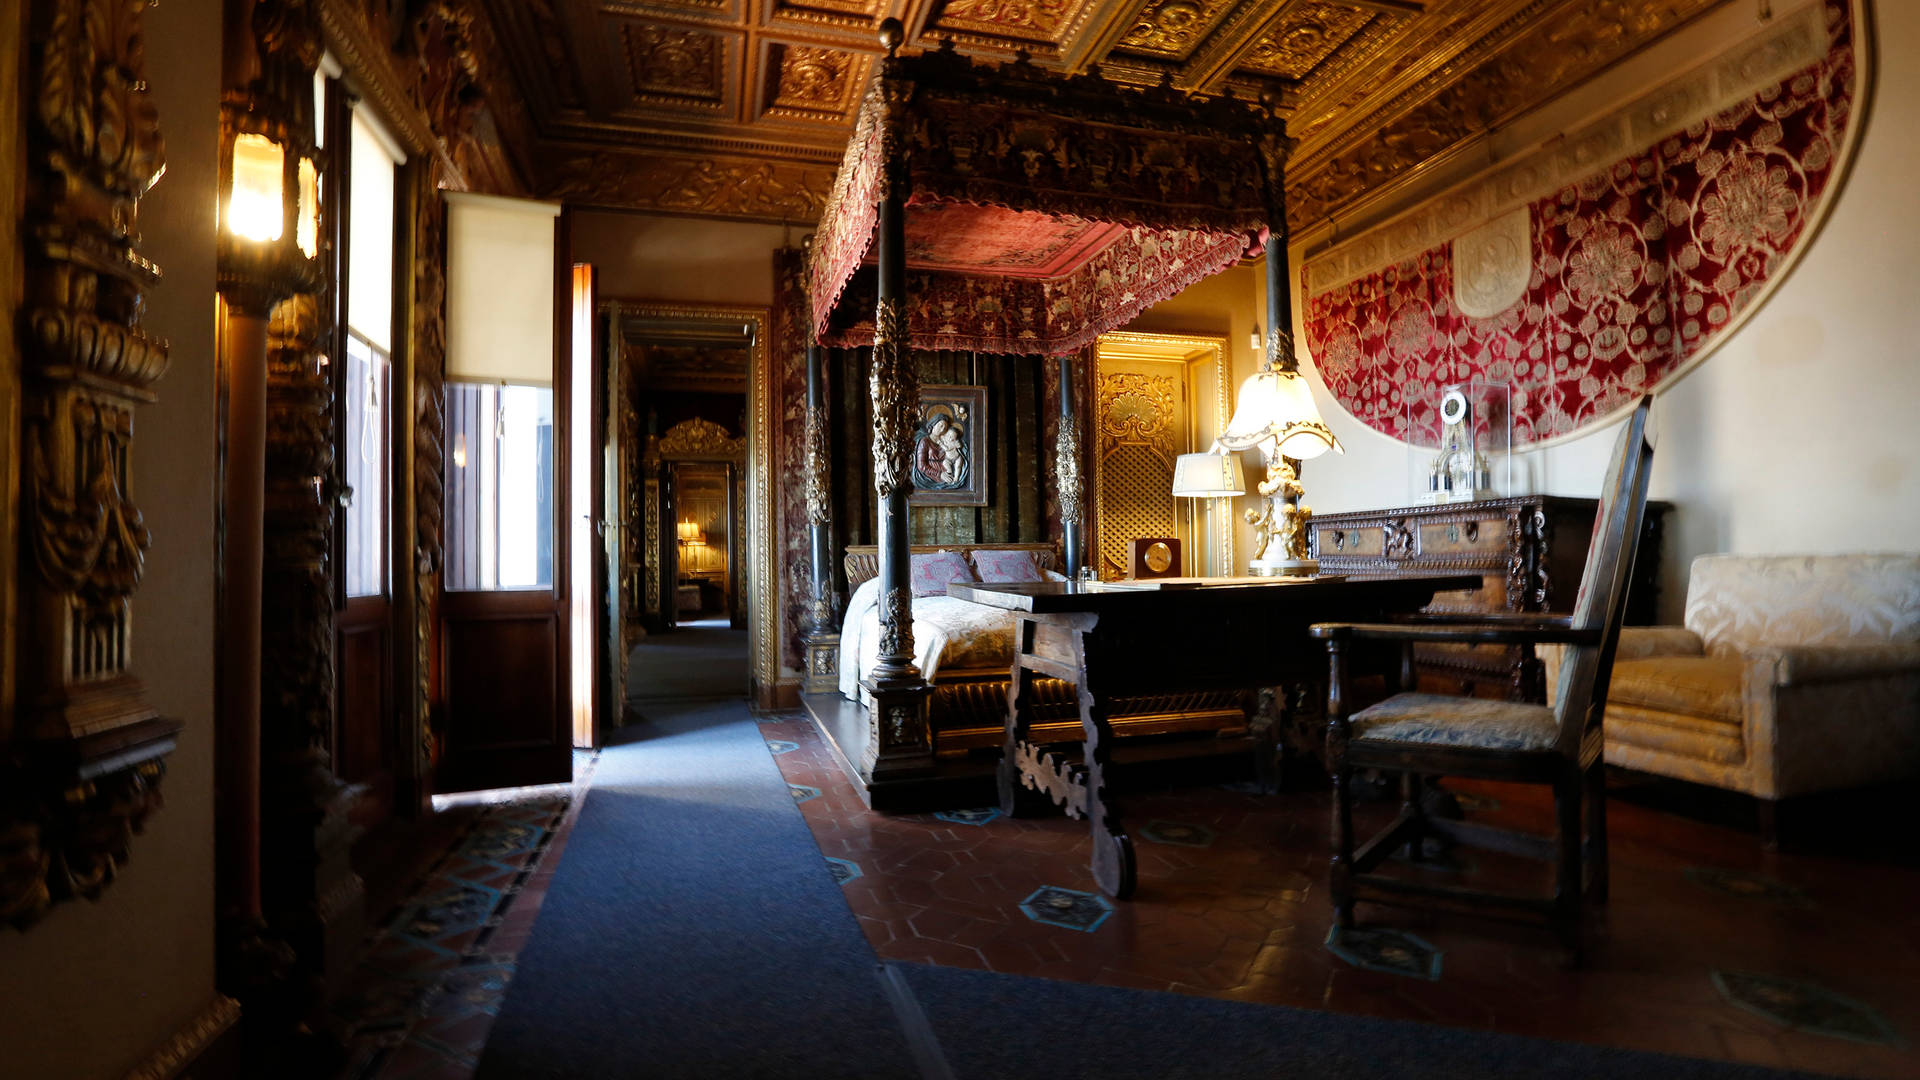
[1171,452,1248,499]
[1215,363,1342,576]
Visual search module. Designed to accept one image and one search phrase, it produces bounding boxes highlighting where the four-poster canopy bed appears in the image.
[798,20,1310,806]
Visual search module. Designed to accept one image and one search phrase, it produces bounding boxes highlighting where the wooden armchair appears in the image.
[1309,396,1654,951]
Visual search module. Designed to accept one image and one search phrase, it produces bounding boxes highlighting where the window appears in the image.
[444,382,555,591]
[341,333,388,596]
[343,107,399,598]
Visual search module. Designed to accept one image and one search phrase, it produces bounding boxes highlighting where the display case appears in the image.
[1407,382,1513,504]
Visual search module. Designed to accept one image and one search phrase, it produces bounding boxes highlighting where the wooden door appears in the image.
[434,218,574,793]
[600,308,626,724]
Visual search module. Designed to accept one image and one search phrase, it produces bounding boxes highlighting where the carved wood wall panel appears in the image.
[5,0,181,928]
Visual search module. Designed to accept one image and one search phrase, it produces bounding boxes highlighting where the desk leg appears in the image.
[1074,625,1135,900]
[998,620,1051,818]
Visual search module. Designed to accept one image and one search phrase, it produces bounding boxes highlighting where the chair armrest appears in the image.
[1310,617,1599,647]
[1617,626,1705,660]
[1747,643,1920,687]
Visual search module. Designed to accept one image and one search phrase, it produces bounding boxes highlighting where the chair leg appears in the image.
[1553,772,1582,954]
[1584,759,1609,904]
[1757,797,1781,852]
[1331,763,1356,930]
[1401,772,1425,861]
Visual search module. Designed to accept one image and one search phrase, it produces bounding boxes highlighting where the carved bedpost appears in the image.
[801,240,841,691]
[1056,356,1084,580]
[860,18,932,781]
[3,0,183,929]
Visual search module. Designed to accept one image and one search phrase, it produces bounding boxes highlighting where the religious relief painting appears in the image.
[909,384,988,506]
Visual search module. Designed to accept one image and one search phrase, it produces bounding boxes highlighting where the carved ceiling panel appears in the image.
[477,0,1737,225]
[1236,2,1375,79]
[621,22,738,114]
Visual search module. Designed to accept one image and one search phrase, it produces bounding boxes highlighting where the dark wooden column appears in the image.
[859,19,933,782]
[800,294,840,692]
[1056,356,1084,580]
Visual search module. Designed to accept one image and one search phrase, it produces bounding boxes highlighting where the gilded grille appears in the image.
[1095,369,1180,579]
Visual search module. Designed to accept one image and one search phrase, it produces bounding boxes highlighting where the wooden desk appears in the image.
[951,574,1479,899]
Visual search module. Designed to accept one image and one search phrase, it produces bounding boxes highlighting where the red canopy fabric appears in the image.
[810,46,1278,357]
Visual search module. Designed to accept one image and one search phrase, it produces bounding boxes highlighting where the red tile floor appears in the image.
[764,714,1920,1079]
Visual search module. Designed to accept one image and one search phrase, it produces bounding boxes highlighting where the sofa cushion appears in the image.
[1686,554,1920,655]
[1350,693,1559,752]
[1607,656,1743,723]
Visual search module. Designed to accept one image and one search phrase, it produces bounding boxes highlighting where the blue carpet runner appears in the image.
[475,697,918,1079]
[478,655,1817,1079]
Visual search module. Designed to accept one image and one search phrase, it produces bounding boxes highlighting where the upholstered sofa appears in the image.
[1545,554,1920,835]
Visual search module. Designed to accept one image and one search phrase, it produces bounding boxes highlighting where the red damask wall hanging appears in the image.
[1302,1,1864,448]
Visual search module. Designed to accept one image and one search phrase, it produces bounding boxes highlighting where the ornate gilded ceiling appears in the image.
[478,0,1732,225]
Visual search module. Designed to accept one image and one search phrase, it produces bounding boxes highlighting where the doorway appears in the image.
[598,303,773,718]
[1090,331,1235,579]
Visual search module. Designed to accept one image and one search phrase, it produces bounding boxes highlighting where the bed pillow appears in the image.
[971,548,1045,583]
[909,550,976,597]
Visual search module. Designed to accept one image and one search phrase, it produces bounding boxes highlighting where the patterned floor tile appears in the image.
[1138,820,1216,848]
[335,788,577,1080]
[1019,886,1114,932]
[1711,971,1900,1045]
[933,807,1002,826]
[765,739,800,755]
[825,856,863,884]
[1687,868,1811,906]
[789,783,821,804]
[1325,926,1443,981]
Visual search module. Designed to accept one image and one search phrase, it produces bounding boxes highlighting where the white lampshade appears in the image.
[1171,452,1247,498]
[1219,367,1344,460]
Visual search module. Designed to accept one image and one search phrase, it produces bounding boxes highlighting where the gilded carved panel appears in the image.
[762,45,868,124]
[1237,2,1375,79]
[622,23,734,112]
[1116,0,1237,61]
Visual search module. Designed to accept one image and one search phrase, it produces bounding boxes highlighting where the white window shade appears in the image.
[446,192,563,387]
[347,107,400,351]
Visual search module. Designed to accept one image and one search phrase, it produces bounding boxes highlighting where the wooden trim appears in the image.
[122,996,241,1080]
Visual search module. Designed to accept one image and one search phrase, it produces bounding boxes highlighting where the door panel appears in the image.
[434,209,574,793]
[438,591,568,790]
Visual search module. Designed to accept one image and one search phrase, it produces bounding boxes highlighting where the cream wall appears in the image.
[572,211,786,304]
[1230,0,1918,622]
[0,0,224,1075]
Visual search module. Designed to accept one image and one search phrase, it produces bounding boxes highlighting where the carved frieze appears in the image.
[540,148,832,222]
[933,0,1077,41]
[657,417,747,459]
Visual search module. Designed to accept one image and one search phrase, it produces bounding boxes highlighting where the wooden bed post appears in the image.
[801,241,840,692]
[1057,356,1084,580]
[859,18,934,782]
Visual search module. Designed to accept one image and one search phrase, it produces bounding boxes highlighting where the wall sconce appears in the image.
[218,126,321,314]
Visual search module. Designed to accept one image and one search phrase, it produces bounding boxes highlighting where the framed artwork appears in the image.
[909,384,988,506]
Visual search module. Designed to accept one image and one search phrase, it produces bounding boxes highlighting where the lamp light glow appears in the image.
[1218,367,1343,461]
[227,133,286,242]
[1171,452,1247,498]
[296,155,320,258]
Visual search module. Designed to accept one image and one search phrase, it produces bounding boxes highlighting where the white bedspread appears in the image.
[838,577,1019,702]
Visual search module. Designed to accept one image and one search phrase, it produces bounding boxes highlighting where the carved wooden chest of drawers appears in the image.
[1310,496,1669,698]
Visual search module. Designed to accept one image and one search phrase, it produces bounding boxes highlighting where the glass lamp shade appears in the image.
[1171,452,1247,498]
[1219,367,1344,460]
[296,155,320,258]
[227,133,286,242]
